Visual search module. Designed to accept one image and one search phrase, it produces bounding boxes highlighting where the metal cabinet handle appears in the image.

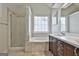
[74,48,77,56]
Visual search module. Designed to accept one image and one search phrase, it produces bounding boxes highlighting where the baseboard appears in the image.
[0,53,8,56]
[9,47,24,51]
[2,50,8,53]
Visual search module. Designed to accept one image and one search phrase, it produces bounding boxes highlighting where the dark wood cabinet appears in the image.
[57,41,64,56]
[63,43,75,56]
[75,48,79,56]
[49,35,79,56]
[52,38,58,56]
[49,36,58,56]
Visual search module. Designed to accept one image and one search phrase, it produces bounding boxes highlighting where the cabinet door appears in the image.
[52,38,58,56]
[76,48,79,56]
[57,41,64,56]
[63,43,75,56]
[49,36,58,56]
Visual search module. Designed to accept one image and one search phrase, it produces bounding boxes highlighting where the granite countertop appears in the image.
[49,33,79,48]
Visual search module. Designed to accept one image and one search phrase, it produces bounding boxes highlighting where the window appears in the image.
[52,17,57,25]
[60,17,66,32]
[52,17,66,32]
[52,17,58,33]
[34,16,48,32]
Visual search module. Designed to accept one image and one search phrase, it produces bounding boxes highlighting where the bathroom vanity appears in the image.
[49,33,79,56]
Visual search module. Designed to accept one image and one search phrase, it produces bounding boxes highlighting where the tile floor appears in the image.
[8,42,53,56]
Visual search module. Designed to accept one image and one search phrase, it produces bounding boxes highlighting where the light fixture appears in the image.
[61,3,72,8]
[52,3,64,8]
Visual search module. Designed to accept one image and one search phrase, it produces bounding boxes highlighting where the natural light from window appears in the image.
[34,16,48,32]
[60,17,66,32]
[52,17,66,32]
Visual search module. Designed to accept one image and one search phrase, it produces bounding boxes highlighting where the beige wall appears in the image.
[0,24,8,53]
[0,4,8,53]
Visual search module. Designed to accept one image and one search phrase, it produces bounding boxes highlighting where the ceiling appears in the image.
[5,3,79,17]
